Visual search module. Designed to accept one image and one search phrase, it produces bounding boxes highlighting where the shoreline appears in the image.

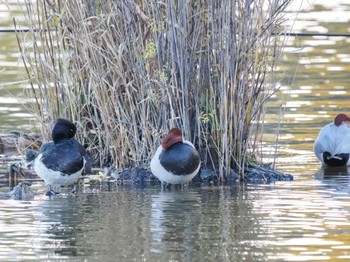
[0,131,294,192]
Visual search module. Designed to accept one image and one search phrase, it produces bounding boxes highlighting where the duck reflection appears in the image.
[315,165,350,180]
[150,190,202,253]
[315,166,350,196]
[32,195,95,258]
[150,187,269,261]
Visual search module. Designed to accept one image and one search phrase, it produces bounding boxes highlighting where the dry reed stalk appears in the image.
[17,0,291,180]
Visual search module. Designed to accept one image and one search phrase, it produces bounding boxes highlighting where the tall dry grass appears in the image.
[16,0,291,180]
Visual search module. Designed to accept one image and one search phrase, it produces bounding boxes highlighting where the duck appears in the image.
[150,128,201,185]
[314,113,350,167]
[34,118,92,196]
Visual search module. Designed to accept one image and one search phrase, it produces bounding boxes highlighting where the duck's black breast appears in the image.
[40,139,85,174]
[159,143,200,175]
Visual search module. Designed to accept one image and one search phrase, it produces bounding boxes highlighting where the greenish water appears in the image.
[0,0,35,131]
[1,1,350,261]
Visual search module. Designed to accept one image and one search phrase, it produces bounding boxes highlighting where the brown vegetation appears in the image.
[16,0,292,180]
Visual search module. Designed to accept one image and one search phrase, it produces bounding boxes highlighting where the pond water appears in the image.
[1,1,350,261]
[0,0,36,132]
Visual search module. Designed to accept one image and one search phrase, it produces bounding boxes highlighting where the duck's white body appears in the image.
[151,140,200,184]
[34,154,85,186]
[314,115,350,166]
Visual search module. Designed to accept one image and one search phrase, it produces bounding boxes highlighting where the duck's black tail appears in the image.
[323,152,349,167]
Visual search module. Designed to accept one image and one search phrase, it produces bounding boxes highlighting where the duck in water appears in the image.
[34,119,91,196]
[150,128,201,186]
[314,113,350,167]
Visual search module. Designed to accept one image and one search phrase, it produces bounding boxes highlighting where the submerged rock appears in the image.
[8,181,34,200]
[0,181,34,200]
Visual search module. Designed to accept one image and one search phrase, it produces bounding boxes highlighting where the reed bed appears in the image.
[16,0,291,180]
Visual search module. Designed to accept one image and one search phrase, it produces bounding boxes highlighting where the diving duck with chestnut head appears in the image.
[150,128,201,185]
[314,113,350,167]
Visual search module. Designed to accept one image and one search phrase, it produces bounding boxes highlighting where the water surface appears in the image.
[0,0,35,132]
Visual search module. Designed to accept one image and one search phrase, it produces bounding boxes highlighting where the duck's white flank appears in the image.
[34,153,85,186]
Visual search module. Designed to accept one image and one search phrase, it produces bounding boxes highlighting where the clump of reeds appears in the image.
[16,0,291,180]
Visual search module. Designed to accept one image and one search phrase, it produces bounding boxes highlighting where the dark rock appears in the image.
[113,167,156,184]
[244,164,293,183]
[194,164,292,184]
[8,181,34,200]
[200,168,216,181]
[229,169,239,182]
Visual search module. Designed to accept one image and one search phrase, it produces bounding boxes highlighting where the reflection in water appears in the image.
[250,180,350,261]
[150,190,201,253]
[0,1,36,131]
[149,187,271,261]
[0,183,350,261]
[0,197,93,260]
[33,197,93,259]
[315,166,350,197]
[0,187,271,261]
[315,165,350,180]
